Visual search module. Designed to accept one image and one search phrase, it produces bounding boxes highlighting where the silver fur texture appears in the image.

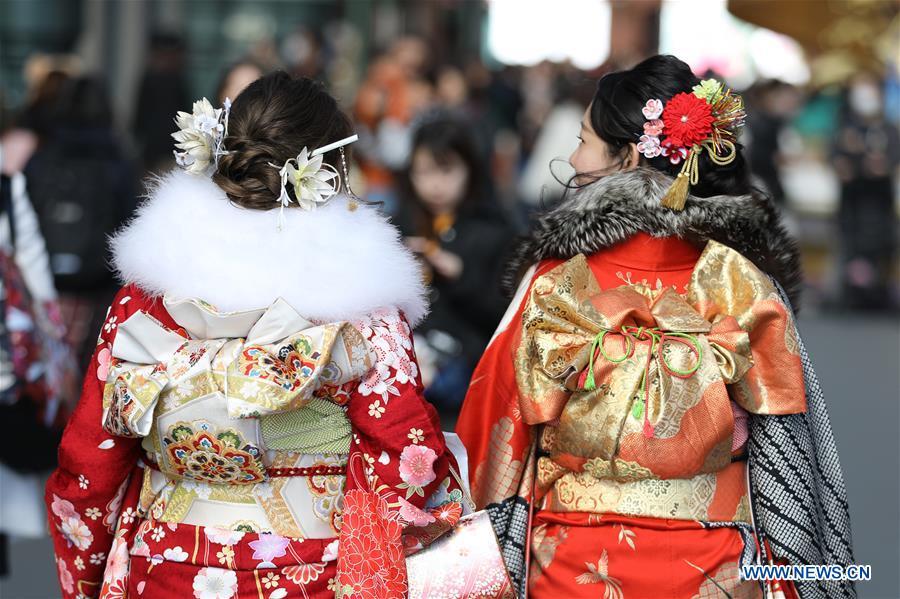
[505,168,803,307]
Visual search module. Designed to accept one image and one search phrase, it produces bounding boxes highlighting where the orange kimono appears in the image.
[456,234,806,599]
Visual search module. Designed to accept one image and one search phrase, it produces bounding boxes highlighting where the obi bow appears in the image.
[581,324,709,438]
[516,242,808,481]
[516,253,754,437]
[101,297,373,439]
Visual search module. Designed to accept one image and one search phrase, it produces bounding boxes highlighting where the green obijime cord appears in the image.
[582,327,703,438]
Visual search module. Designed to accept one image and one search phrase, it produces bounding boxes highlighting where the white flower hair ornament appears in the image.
[269,134,359,229]
[171,97,232,176]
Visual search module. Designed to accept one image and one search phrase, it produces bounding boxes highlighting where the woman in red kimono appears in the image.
[45,72,465,599]
[456,55,855,599]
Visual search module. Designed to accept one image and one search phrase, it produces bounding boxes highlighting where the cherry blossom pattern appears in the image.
[59,516,93,551]
[397,444,438,499]
[97,347,112,380]
[322,539,339,562]
[637,135,662,159]
[262,572,280,589]
[638,100,667,160]
[204,527,246,546]
[643,119,664,136]
[397,497,436,527]
[642,99,664,120]
[104,315,118,334]
[407,428,424,444]
[367,399,386,418]
[192,567,238,599]
[99,535,130,598]
[56,557,75,594]
[354,309,419,403]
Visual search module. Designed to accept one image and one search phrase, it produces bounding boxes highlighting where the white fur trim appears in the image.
[111,170,428,325]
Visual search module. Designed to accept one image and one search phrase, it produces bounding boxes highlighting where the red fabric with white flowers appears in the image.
[46,285,462,599]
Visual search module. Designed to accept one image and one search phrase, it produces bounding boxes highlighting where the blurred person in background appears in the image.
[281,25,325,81]
[518,70,593,213]
[457,55,855,599]
[133,32,189,173]
[435,66,469,112]
[745,79,804,206]
[24,76,140,368]
[0,54,80,175]
[215,59,265,105]
[831,72,899,311]
[0,144,76,578]
[354,36,433,215]
[397,113,514,412]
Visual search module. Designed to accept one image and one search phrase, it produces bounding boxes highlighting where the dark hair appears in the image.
[53,76,114,129]
[583,54,754,199]
[212,71,353,210]
[398,113,489,238]
[18,70,70,137]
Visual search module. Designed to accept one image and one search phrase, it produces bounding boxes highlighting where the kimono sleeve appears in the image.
[44,285,176,598]
[343,308,459,512]
[455,265,539,509]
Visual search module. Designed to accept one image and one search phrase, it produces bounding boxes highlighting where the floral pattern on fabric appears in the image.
[163,421,265,484]
[47,288,463,599]
[336,489,407,599]
[125,519,336,598]
[526,513,769,599]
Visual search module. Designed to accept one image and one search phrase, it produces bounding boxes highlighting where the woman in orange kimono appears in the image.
[456,55,855,599]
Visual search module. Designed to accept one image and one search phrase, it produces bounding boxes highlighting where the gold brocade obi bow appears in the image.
[515,243,791,481]
[101,297,371,484]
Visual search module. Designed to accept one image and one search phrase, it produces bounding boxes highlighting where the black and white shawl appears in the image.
[748,282,856,599]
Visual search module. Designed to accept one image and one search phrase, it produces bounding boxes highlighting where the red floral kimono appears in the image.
[46,284,465,599]
[457,234,806,599]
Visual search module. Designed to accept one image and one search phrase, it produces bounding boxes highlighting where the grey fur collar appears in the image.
[507,168,802,307]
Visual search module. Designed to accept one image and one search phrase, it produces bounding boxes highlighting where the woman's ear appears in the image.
[622,143,640,170]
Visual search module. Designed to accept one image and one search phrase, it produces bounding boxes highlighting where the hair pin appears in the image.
[309,134,359,158]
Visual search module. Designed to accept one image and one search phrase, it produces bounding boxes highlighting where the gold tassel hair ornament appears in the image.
[661,139,737,210]
[640,80,746,211]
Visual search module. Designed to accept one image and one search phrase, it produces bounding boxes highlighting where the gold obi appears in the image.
[537,455,753,524]
[516,240,805,522]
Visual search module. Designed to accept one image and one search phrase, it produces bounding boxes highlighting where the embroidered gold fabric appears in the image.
[516,241,806,523]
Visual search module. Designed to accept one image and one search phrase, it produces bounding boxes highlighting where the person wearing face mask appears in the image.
[456,55,856,599]
[397,113,514,413]
[831,73,899,311]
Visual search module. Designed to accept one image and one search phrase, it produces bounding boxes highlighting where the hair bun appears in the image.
[212,137,283,209]
[207,71,353,210]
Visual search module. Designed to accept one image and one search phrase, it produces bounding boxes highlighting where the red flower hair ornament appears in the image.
[637,78,746,210]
